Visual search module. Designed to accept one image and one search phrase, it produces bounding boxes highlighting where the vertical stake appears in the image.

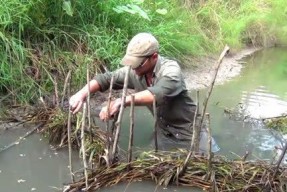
[153,95,158,152]
[67,109,74,182]
[81,103,89,189]
[127,95,135,164]
[112,66,131,162]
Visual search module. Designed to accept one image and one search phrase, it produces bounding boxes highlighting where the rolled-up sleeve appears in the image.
[94,67,128,92]
[147,64,183,105]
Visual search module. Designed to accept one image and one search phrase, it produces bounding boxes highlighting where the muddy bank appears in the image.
[183,46,262,90]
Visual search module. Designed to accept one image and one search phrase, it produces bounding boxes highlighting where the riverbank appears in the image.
[183,46,262,90]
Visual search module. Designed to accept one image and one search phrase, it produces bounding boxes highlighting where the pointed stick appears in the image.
[191,91,200,153]
[198,45,230,130]
[178,91,199,177]
[127,95,135,164]
[180,45,229,177]
[273,141,287,178]
[61,70,71,108]
[86,64,93,143]
[153,95,158,152]
[104,75,114,166]
[112,66,131,161]
[80,103,89,189]
[67,109,75,182]
[206,113,213,179]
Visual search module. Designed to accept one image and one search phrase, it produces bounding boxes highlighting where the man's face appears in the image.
[133,54,157,76]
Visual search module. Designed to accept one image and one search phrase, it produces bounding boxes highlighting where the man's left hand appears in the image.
[99,98,122,121]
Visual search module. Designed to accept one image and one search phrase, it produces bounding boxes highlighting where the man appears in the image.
[69,32,219,152]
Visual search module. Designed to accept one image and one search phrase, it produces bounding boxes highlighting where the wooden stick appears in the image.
[206,113,212,179]
[80,103,89,189]
[106,75,114,132]
[273,141,287,178]
[127,95,135,163]
[61,70,71,108]
[178,91,199,177]
[86,64,93,142]
[153,95,158,152]
[67,109,75,182]
[112,66,131,161]
[191,91,200,152]
[199,45,230,130]
[54,75,59,107]
[105,75,114,166]
[0,123,44,153]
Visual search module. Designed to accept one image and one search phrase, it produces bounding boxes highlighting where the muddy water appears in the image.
[0,47,287,191]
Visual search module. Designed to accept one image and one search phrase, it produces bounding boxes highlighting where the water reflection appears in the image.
[0,128,81,192]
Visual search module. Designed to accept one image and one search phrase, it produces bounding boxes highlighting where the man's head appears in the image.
[122,33,159,72]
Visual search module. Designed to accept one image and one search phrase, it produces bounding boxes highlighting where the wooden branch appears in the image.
[112,66,131,162]
[153,95,158,152]
[80,103,89,189]
[61,70,71,108]
[199,45,230,130]
[67,109,75,182]
[128,95,135,164]
[191,90,200,152]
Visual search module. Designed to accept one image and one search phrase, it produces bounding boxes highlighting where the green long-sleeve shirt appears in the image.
[94,55,196,140]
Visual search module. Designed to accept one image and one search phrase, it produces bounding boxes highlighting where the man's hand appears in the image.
[69,92,86,114]
[99,98,122,121]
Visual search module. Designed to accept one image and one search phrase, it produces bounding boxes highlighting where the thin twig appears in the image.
[191,90,200,152]
[80,103,89,189]
[112,66,131,162]
[106,75,115,165]
[0,123,44,153]
[86,64,93,143]
[128,95,135,164]
[179,91,199,176]
[273,141,287,178]
[206,113,212,179]
[67,109,75,182]
[153,95,158,152]
[61,70,71,108]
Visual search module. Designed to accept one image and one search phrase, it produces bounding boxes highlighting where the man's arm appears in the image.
[99,90,155,121]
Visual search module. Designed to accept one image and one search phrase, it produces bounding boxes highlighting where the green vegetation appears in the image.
[0,0,287,103]
[265,116,287,134]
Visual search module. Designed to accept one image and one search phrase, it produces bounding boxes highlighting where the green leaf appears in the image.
[113,4,150,21]
[156,8,168,15]
[63,0,73,16]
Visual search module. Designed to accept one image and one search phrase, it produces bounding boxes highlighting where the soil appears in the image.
[182,46,262,90]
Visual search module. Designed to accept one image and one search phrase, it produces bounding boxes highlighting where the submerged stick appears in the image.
[67,109,75,182]
[103,75,114,166]
[199,45,230,130]
[80,103,89,189]
[0,123,44,153]
[128,95,135,163]
[153,95,158,152]
[112,66,131,161]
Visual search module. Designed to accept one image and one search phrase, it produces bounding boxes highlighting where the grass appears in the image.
[0,0,287,103]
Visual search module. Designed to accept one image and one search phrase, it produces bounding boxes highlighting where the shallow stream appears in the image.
[1,47,287,191]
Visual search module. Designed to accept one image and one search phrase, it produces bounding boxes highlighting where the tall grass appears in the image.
[0,0,287,103]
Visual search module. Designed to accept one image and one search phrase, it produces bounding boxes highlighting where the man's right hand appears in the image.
[69,93,86,114]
